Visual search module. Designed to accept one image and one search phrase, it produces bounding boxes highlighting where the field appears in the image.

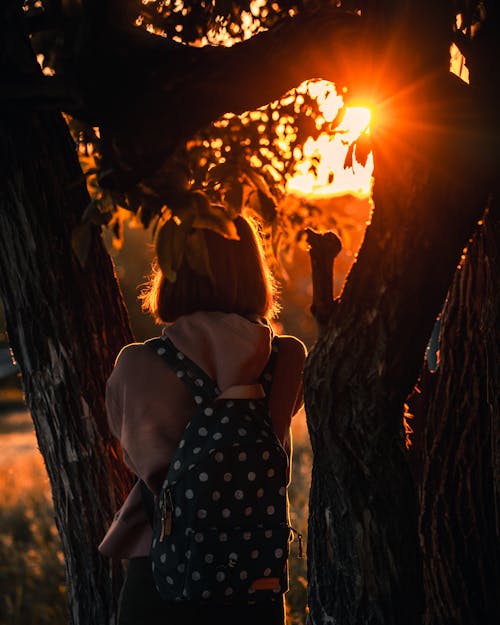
[0,404,67,625]
[0,400,312,625]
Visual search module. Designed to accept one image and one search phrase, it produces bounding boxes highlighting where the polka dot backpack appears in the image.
[145,335,300,604]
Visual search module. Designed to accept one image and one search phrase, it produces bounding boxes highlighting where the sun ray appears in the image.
[286,82,374,198]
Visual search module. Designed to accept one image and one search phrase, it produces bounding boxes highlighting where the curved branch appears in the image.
[306,228,342,329]
[19,6,364,187]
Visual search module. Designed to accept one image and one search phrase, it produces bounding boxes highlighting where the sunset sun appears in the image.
[286,82,374,198]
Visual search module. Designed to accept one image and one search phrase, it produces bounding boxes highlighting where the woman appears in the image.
[99,214,306,624]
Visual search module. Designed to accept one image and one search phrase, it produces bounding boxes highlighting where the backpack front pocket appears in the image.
[181,525,291,603]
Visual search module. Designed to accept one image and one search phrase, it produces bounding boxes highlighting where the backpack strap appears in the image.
[140,335,280,520]
[145,334,279,491]
[259,336,279,399]
[145,336,220,409]
[147,335,279,401]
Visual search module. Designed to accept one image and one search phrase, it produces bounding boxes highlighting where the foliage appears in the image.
[69,79,365,275]
[23,0,372,273]
[129,0,301,44]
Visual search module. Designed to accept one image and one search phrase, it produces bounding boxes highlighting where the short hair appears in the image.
[141,215,279,323]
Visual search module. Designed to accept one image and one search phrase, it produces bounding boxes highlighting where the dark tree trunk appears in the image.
[302,0,500,619]
[417,206,500,625]
[303,65,494,625]
[0,4,134,624]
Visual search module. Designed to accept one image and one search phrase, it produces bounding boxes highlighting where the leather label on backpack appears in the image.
[250,577,281,591]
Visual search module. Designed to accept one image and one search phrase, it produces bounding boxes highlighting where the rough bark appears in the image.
[303,38,495,625]
[0,4,134,624]
[301,0,500,620]
[417,206,500,624]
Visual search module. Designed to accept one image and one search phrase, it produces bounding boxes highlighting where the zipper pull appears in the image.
[160,488,173,541]
[297,531,304,559]
[290,526,304,559]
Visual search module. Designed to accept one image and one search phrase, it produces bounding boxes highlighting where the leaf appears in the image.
[71,222,92,267]
[138,202,158,229]
[248,189,277,224]
[354,133,372,167]
[271,219,283,262]
[83,196,113,226]
[344,142,354,169]
[191,193,239,240]
[243,166,273,199]
[223,180,244,214]
[206,162,235,184]
[111,221,123,250]
[185,229,214,283]
[155,218,188,283]
[137,181,161,198]
[247,189,261,213]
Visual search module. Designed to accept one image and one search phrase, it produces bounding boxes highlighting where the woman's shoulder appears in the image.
[273,334,307,379]
[108,339,164,388]
[113,340,158,367]
[274,334,307,361]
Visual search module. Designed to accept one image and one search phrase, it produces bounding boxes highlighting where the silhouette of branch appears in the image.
[10,4,363,188]
[306,228,342,328]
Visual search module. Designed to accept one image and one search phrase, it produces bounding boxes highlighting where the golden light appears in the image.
[287,83,374,198]
[133,10,375,202]
[338,107,372,142]
[449,13,470,85]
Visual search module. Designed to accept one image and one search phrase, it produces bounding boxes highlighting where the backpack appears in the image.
[143,334,301,604]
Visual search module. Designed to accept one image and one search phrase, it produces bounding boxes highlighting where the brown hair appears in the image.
[141,216,279,323]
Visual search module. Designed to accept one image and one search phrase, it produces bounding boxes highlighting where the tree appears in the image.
[1,5,135,622]
[0,1,498,624]
[414,205,500,624]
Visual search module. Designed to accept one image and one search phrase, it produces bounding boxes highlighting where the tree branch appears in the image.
[0,75,83,110]
[306,228,342,330]
[15,6,363,188]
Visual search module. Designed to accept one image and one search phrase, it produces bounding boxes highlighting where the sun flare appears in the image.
[287,83,374,199]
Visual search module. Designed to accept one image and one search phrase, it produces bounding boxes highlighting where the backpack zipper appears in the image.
[160,487,173,541]
[289,526,304,558]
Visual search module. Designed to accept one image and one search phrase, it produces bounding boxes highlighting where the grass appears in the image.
[0,406,312,625]
[287,414,312,625]
[0,450,68,625]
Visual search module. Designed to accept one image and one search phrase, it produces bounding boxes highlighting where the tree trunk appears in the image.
[417,206,500,624]
[0,4,134,624]
[303,62,493,623]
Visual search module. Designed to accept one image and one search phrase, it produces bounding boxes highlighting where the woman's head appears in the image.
[141,215,279,323]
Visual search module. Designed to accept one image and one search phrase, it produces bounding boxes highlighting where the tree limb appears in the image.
[16,6,364,188]
[305,228,342,330]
